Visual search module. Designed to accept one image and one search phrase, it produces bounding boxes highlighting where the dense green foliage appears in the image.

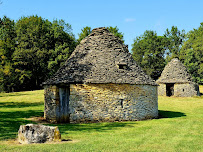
[0,16,76,92]
[1,14,203,91]
[0,16,17,92]
[164,26,186,62]
[107,26,124,43]
[77,26,91,43]
[0,21,126,92]
[179,23,203,83]
[0,89,203,151]
[132,31,166,80]
[77,26,124,43]
[132,26,185,80]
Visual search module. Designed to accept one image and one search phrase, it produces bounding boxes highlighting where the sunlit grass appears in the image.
[0,88,203,152]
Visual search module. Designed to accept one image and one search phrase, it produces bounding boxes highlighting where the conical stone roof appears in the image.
[156,58,192,83]
[43,27,157,86]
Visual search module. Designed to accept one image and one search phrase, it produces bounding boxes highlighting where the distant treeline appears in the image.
[0,15,203,92]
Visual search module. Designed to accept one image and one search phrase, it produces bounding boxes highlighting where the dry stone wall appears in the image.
[174,83,199,97]
[44,84,158,123]
[157,83,199,97]
[69,84,158,123]
[44,85,59,122]
[157,84,166,96]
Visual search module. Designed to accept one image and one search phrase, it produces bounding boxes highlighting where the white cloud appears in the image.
[125,18,136,22]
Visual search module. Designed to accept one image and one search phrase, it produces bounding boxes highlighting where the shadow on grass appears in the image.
[0,110,44,140]
[0,109,135,140]
[54,121,135,135]
[0,107,135,140]
[199,92,203,96]
[159,110,186,118]
[1,110,185,140]
[1,102,186,140]
[0,102,43,108]
[0,92,30,97]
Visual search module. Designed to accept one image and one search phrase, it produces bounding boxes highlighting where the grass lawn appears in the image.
[0,87,203,152]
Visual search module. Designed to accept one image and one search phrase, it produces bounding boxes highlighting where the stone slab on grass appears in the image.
[18,124,61,144]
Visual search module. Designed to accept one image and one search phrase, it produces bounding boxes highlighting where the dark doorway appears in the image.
[58,86,70,123]
[166,83,174,97]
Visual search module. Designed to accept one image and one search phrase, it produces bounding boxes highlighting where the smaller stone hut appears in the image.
[156,58,199,97]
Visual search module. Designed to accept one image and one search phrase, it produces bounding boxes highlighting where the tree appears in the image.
[0,16,18,92]
[107,26,124,43]
[164,26,185,62]
[48,19,76,76]
[77,26,124,43]
[132,30,167,80]
[12,16,76,90]
[0,16,16,61]
[180,23,203,83]
[77,26,92,43]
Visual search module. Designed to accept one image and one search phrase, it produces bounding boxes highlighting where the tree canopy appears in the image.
[180,23,203,83]
[132,30,167,80]
[164,26,185,62]
[132,26,186,80]
[1,15,203,92]
[77,26,92,43]
[107,26,124,43]
[0,15,76,92]
[77,26,124,43]
[0,16,17,92]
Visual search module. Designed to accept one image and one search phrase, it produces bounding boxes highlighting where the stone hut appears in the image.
[43,27,158,123]
[156,58,199,97]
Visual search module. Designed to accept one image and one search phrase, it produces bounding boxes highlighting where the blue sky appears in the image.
[1,0,203,50]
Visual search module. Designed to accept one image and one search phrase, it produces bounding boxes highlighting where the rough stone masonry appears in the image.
[44,83,158,123]
[43,27,158,123]
[156,58,199,97]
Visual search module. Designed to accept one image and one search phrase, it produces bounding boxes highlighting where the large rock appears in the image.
[18,124,61,144]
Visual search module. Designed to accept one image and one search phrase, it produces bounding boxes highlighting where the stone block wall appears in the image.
[157,83,199,97]
[44,83,158,123]
[157,84,166,96]
[69,84,158,123]
[44,85,59,122]
[174,83,199,97]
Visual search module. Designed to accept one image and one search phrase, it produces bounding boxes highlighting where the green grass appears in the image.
[0,88,203,152]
